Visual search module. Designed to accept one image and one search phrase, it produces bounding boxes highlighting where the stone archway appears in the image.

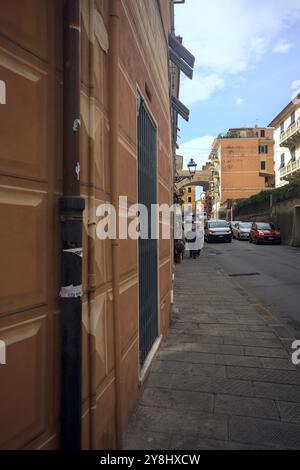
[177,169,210,191]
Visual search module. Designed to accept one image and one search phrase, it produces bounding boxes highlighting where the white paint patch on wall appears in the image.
[0,340,6,364]
[81,2,109,53]
[94,9,109,53]
[0,80,6,104]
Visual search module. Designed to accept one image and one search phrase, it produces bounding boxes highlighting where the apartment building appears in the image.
[0,0,193,450]
[182,184,196,213]
[269,96,300,188]
[208,128,275,219]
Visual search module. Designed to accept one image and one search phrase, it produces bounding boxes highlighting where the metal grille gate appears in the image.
[137,97,158,367]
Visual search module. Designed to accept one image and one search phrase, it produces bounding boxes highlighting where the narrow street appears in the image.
[206,241,300,338]
[124,245,300,450]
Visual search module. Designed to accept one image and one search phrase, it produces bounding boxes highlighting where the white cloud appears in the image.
[236,98,244,105]
[175,0,300,104]
[177,136,216,169]
[291,80,300,104]
[272,39,295,53]
[180,72,224,105]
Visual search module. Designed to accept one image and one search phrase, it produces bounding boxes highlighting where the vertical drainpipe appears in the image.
[60,0,85,450]
[87,0,97,450]
[109,0,123,450]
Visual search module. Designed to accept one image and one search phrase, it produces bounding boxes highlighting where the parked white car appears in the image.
[233,222,252,240]
[204,220,232,243]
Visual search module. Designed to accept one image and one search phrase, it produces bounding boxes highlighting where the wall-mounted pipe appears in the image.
[60,0,85,450]
[86,0,97,451]
[109,0,123,450]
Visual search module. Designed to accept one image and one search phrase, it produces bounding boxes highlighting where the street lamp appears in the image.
[187,158,197,177]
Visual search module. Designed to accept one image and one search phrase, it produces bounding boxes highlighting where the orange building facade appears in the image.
[208,128,275,219]
[182,185,196,213]
[0,0,178,449]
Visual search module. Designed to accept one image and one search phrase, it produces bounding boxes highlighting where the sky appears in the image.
[174,0,300,173]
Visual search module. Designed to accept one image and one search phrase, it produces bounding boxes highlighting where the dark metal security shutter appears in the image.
[137,97,158,368]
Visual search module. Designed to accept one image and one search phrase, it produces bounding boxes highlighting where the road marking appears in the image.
[228,272,260,277]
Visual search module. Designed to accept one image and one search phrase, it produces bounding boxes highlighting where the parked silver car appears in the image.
[233,221,252,240]
[229,221,240,235]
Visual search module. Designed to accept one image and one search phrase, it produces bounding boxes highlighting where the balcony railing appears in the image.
[280,158,300,181]
[210,152,219,162]
[218,131,272,140]
[280,120,300,146]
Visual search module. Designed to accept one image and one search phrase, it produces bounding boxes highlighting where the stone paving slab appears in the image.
[126,406,229,441]
[229,415,300,449]
[158,350,217,364]
[277,401,300,423]
[167,435,280,450]
[154,360,227,378]
[254,381,300,402]
[140,388,214,413]
[226,365,300,385]
[214,354,263,368]
[214,394,279,420]
[165,332,224,344]
[261,357,297,370]
[124,248,300,450]
[223,336,283,348]
[244,346,290,358]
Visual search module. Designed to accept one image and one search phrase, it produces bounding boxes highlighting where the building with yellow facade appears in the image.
[182,185,196,214]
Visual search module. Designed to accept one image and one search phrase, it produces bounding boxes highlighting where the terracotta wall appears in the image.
[0,0,62,450]
[219,135,274,204]
[0,0,173,450]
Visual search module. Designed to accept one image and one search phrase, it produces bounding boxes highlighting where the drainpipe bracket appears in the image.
[60,195,85,212]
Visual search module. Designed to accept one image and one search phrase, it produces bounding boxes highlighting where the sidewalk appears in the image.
[124,247,300,450]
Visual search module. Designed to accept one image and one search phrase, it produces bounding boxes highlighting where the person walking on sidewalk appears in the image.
[186,225,201,259]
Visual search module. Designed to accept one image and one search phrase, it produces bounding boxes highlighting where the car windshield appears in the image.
[209,221,228,228]
[240,223,251,229]
[257,223,274,230]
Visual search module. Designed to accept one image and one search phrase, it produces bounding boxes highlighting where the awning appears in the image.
[171,96,190,122]
[169,33,195,69]
[169,48,193,79]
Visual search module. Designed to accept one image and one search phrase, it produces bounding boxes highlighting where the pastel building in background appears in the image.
[269,96,300,188]
[208,127,275,219]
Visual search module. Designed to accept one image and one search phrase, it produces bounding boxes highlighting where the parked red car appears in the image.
[249,222,281,245]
